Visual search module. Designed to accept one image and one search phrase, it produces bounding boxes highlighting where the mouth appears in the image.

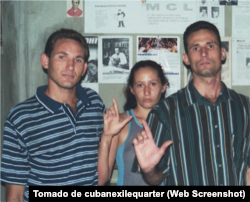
[200,60,210,66]
[143,99,152,103]
[62,74,74,79]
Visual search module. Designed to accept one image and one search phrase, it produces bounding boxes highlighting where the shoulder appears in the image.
[6,95,39,122]
[81,86,104,105]
[227,88,250,108]
[119,111,129,121]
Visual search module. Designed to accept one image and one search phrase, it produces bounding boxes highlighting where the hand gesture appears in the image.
[133,120,172,174]
[103,98,132,138]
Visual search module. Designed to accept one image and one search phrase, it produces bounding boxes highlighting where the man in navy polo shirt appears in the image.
[1,29,105,201]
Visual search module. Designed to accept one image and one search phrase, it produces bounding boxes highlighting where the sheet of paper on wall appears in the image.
[81,36,98,85]
[184,37,232,88]
[196,0,225,36]
[232,38,250,85]
[85,0,224,35]
[98,36,133,83]
[232,0,250,38]
[137,36,180,97]
[85,0,195,34]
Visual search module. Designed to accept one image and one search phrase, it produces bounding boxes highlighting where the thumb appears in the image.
[159,140,172,155]
[120,115,133,127]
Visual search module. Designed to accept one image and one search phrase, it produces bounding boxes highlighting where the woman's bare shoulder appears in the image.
[119,111,129,121]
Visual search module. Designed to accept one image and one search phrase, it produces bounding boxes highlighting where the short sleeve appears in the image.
[1,118,30,185]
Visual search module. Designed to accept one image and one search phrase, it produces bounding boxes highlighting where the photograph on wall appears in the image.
[184,37,232,88]
[67,0,83,17]
[196,0,225,36]
[98,36,132,83]
[137,36,181,97]
[0,0,3,54]
[219,0,238,6]
[81,36,98,85]
[85,0,198,34]
[81,36,99,93]
[232,38,250,85]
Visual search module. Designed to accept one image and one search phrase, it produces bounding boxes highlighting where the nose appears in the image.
[66,59,75,71]
[200,47,208,57]
[144,85,150,95]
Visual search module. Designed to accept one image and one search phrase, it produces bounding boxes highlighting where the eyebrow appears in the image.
[189,41,217,49]
[56,51,84,59]
[134,79,160,84]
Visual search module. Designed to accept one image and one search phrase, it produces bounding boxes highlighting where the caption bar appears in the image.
[29,187,247,201]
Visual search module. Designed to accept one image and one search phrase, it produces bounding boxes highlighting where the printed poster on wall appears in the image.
[137,36,181,97]
[232,38,250,85]
[98,36,133,83]
[66,0,83,18]
[232,0,250,38]
[85,0,224,36]
[85,0,196,34]
[196,0,225,36]
[81,36,99,93]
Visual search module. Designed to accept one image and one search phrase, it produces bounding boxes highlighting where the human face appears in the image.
[213,11,219,18]
[72,0,79,10]
[41,38,87,91]
[182,29,226,79]
[88,62,97,76]
[130,67,166,110]
[115,48,119,55]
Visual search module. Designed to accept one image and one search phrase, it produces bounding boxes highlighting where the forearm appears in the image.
[142,166,164,186]
[6,184,25,202]
[98,135,113,185]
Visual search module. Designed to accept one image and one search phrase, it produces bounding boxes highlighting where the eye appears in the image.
[150,82,157,87]
[59,55,66,59]
[208,44,214,49]
[75,58,83,63]
[136,84,143,88]
[193,46,199,51]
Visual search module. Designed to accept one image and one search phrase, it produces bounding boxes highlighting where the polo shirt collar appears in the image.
[185,79,234,107]
[36,84,90,113]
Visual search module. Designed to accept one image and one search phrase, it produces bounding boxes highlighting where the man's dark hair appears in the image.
[183,21,222,54]
[123,60,169,111]
[44,28,89,62]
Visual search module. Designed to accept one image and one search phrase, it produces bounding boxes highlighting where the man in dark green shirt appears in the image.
[132,21,250,185]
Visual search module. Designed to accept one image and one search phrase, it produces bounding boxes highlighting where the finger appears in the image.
[108,106,116,116]
[112,98,119,116]
[159,140,173,155]
[141,120,153,139]
[103,113,109,120]
[136,131,146,144]
[140,130,148,139]
[120,115,133,127]
[132,138,138,145]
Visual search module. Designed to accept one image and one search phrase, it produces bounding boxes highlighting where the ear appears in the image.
[220,47,227,62]
[182,53,190,66]
[41,53,49,69]
[81,62,88,76]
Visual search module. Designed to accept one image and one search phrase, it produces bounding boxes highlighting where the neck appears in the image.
[45,85,78,112]
[133,106,151,123]
[193,75,222,105]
